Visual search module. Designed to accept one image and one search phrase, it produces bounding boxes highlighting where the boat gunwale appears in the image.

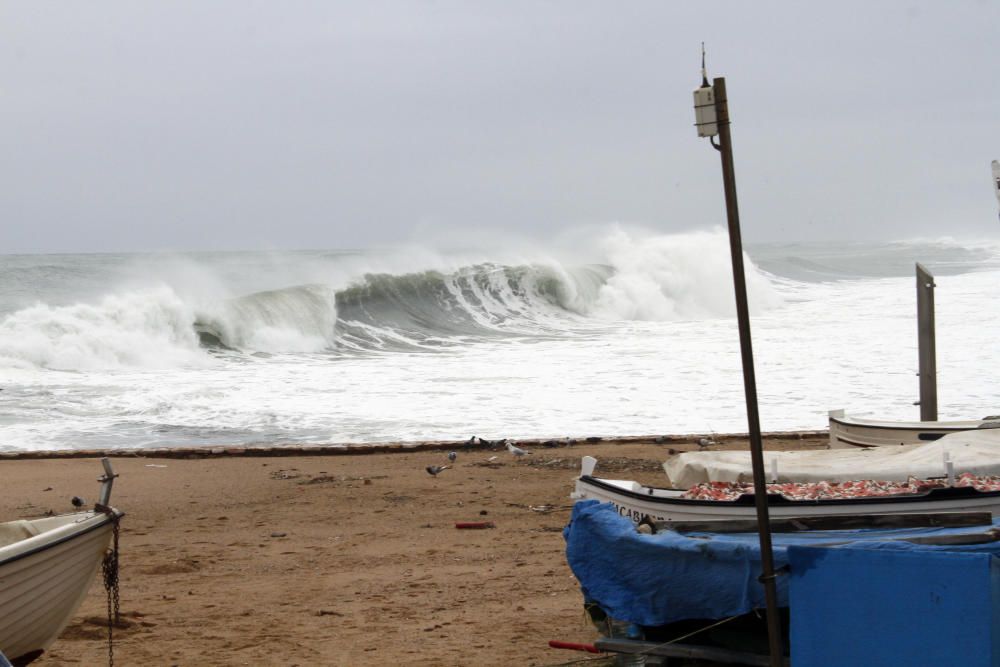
[0,510,121,570]
[578,475,1000,507]
[828,415,993,432]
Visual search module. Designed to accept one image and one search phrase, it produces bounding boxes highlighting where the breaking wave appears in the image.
[0,230,782,369]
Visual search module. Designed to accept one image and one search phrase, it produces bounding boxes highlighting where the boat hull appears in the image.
[0,512,117,664]
[573,475,1000,524]
[828,409,996,448]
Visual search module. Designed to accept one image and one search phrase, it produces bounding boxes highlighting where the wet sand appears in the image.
[1,435,826,666]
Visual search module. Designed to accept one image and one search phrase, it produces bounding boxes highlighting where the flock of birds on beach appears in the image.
[425,436,531,477]
[423,434,718,476]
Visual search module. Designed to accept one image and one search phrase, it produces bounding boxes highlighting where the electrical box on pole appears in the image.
[693,85,718,137]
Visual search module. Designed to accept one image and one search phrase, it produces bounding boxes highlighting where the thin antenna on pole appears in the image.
[701,42,709,87]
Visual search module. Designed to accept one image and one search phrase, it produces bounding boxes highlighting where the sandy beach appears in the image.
[2,435,826,666]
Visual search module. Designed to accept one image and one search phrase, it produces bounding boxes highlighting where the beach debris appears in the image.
[70,496,86,508]
[549,640,602,654]
[697,437,716,448]
[269,531,287,538]
[506,442,531,457]
[145,464,168,468]
[302,474,386,486]
[42,486,52,492]
[488,456,498,462]
[426,465,450,477]
[315,609,344,617]
[528,504,573,514]
[465,435,477,447]
[447,451,457,463]
[476,437,509,449]
[455,521,495,529]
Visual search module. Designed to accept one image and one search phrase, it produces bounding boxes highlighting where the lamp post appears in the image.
[694,64,785,666]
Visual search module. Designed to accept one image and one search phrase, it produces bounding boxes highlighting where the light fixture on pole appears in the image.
[692,46,785,667]
[693,46,717,138]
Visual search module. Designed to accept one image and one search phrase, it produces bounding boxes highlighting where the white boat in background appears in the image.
[664,430,1000,487]
[571,456,1000,525]
[828,409,1000,448]
[0,460,122,666]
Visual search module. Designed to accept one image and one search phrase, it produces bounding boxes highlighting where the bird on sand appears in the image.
[447,451,457,463]
[426,465,450,477]
[71,496,86,508]
[697,437,716,449]
[506,442,530,457]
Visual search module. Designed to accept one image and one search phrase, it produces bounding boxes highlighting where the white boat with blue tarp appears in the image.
[564,500,1000,665]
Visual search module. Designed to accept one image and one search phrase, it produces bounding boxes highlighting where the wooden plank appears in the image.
[654,512,993,534]
[902,529,1000,546]
[595,638,786,666]
[916,263,938,421]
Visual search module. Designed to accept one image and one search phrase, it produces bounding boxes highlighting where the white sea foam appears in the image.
[0,286,206,371]
[588,227,781,320]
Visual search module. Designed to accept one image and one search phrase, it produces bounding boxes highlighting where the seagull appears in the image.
[71,496,86,508]
[697,437,716,449]
[426,465,450,477]
[506,442,530,457]
[447,451,457,463]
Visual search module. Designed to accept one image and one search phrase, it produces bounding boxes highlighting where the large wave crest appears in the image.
[0,230,782,369]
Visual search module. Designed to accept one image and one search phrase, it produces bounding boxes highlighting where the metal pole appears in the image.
[916,263,937,421]
[712,77,784,666]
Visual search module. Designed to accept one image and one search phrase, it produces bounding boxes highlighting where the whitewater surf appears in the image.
[1,230,998,452]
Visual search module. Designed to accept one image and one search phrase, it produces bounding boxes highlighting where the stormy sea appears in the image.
[1,229,998,452]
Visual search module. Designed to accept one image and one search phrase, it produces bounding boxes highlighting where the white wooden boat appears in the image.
[571,456,1000,525]
[0,460,122,665]
[828,409,1000,448]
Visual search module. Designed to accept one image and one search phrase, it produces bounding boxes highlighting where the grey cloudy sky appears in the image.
[2,1,998,253]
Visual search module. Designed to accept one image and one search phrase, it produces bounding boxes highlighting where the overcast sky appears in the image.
[2,1,998,253]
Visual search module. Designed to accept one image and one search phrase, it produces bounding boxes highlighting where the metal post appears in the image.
[916,263,937,421]
[712,77,784,666]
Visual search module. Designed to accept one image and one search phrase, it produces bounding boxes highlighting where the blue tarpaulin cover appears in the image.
[564,500,1000,626]
[789,546,1000,667]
